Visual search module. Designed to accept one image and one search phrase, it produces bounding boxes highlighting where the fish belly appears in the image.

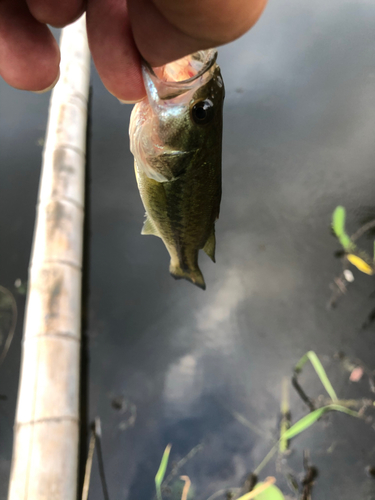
[134,160,217,289]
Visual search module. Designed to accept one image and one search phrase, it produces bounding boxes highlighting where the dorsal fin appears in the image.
[203,228,216,263]
[141,216,160,237]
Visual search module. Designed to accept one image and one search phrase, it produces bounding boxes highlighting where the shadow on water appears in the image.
[78,85,93,496]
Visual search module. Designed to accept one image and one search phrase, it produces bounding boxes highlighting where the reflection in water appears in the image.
[164,355,201,412]
[88,1,375,495]
[196,270,244,342]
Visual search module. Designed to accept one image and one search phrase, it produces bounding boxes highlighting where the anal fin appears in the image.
[141,216,160,237]
[203,227,216,263]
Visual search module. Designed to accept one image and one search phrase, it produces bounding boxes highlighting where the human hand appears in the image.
[0,0,267,101]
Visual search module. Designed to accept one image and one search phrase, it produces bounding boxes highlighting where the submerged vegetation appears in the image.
[80,350,374,500]
[153,351,372,500]
[329,206,375,309]
[332,206,375,275]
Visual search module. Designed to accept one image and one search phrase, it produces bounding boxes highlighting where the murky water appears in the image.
[2,1,375,499]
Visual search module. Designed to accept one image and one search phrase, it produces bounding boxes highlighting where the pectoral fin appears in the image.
[146,149,197,182]
[203,228,216,263]
[141,216,160,237]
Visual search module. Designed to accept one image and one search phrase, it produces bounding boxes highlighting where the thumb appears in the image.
[128,0,267,67]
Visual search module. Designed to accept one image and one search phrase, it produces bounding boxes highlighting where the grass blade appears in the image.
[332,206,353,251]
[283,404,358,440]
[254,404,358,475]
[253,444,279,476]
[155,444,172,500]
[294,352,309,372]
[306,351,338,401]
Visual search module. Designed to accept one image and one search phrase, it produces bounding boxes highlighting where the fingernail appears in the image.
[118,98,143,104]
[32,70,60,94]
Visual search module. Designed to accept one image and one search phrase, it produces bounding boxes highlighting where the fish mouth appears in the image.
[142,50,218,100]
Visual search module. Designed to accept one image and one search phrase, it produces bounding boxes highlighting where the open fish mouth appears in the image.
[142,49,218,100]
[144,50,217,83]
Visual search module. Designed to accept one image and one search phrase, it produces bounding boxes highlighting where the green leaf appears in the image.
[283,404,358,440]
[252,483,284,500]
[254,404,358,475]
[332,206,353,251]
[307,351,338,401]
[155,444,172,500]
[279,377,290,452]
[294,351,338,401]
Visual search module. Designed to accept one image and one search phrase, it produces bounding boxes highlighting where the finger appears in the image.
[0,0,60,91]
[127,0,207,68]
[86,0,144,102]
[128,0,267,67]
[26,0,86,28]
[153,0,268,46]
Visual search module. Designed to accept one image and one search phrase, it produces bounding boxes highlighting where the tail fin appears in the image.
[169,261,206,290]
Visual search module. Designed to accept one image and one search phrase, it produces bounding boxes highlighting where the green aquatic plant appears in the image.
[154,352,363,500]
[155,444,172,500]
[332,205,375,275]
[332,206,353,251]
[245,352,361,499]
[279,377,289,453]
[294,350,338,402]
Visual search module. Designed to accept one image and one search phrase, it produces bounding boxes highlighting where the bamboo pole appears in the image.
[8,16,90,500]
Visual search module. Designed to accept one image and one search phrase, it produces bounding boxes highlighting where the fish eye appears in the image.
[191,99,214,125]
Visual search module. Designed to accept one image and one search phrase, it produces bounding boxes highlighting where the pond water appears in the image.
[2,1,375,499]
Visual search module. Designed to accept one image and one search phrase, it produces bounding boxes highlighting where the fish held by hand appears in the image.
[129,50,225,290]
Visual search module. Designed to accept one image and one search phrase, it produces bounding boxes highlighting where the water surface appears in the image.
[1,1,375,499]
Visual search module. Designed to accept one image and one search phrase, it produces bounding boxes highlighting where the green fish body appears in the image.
[129,50,224,289]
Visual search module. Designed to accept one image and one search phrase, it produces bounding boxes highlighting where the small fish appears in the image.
[129,50,224,290]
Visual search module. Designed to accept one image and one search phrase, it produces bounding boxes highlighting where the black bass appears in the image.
[129,50,224,290]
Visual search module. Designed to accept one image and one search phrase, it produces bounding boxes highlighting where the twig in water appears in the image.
[180,476,191,500]
[81,422,97,500]
[233,412,269,439]
[280,377,291,453]
[240,473,258,496]
[351,219,375,243]
[163,443,203,489]
[236,477,276,500]
[96,419,110,500]
[81,418,110,500]
[206,488,243,500]
[291,373,315,412]
[0,285,17,368]
[301,450,318,500]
